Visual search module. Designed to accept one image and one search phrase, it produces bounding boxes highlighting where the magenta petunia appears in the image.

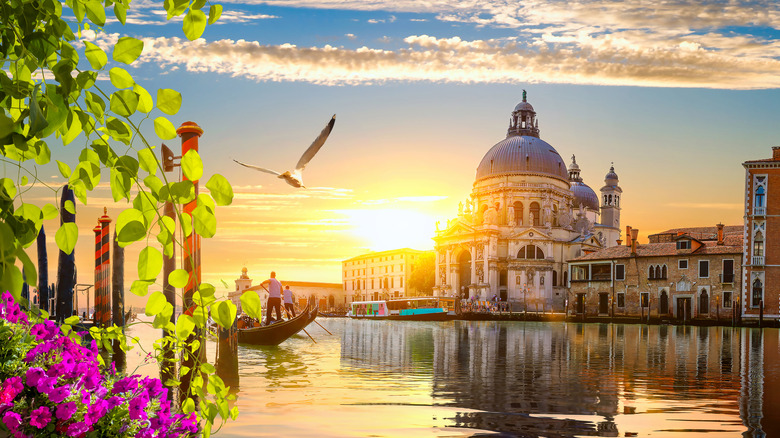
[2,410,22,431]
[56,401,78,420]
[0,377,23,404]
[24,367,45,387]
[66,420,90,436]
[47,385,70,403]
[128,395,149,420]
[30,406,52,429]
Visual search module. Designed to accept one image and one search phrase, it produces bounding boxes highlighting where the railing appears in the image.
[753,256,764,266]
[754,206,766,216]
[720,273,734,283]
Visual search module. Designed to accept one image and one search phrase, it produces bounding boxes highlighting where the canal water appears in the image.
[126,319,780,437]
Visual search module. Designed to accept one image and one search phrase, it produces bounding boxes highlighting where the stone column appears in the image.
[470,245,477,289]
[445,249,452,290]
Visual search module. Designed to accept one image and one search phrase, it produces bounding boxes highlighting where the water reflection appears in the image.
[341,321,779,437]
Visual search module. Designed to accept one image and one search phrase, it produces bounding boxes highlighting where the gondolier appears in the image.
[283,286,296,317]
[266,271,284,325]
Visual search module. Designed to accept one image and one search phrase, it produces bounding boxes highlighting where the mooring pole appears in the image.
[161,200,177,397]
[93,208,112,328]
[36,227,49,313]
[177,122,204,407]
[56,185,76,322]
[112,228,126,371]
[93,224,101,321]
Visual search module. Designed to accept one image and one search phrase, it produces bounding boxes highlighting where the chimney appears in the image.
[773,146,780,161]
[626,226,632,247]
[616,239,623,246]
[631,228,639,255]
[717,223,724,245]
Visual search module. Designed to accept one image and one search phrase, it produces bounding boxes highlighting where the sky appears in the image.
[14,0,780,306]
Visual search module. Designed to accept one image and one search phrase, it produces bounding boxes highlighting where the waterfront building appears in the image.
[433,92,621,311]
[342,248,431,304]
[567,225,743,321]
[228,268,343,311]
[742,147,780,323]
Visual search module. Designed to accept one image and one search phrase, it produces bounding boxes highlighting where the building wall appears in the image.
[569,252,741,320]
[342,248,430,304]
[743,147,780,321]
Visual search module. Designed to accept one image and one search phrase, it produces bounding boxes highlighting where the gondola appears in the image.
[237,304,318,346]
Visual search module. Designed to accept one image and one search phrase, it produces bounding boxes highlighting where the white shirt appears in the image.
[283,289,294,304]
[268,278,282,298]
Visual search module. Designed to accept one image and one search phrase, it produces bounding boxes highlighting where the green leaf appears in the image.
[200,362,216,374]
[105,117,132,144]
[109,67,135,88]
[183,9,208,41]
[29,85,49,136]
[85,0,107,26]
[76,71,97,90]
[17,247,37,286]
[42,204,58,220]
[156,89,182,115]
[0,178,16,201]
[138,147,158,176]
[208,4,223,25]
[84,41,108,69]
[205,174,233,206]
[0,264,23,300]
[134,85,154,113]
[199,283,216,297]
[193,204,216,238]
[144,175,164,198]
[85,91,106,120]
[63,199,76,215]
[56,160,71,179]
[62,110,83,146]
[213,300,237,330]
[154,117,177,140]
[171,181,196,204]
[110,90,139,116]
[110,168,132,202]
[183,398,195,415]
[116,208,147,247]
[138,246,163,281]
[55,222,78,254]
[131,280,153,297]
[114,2,128,25]
[240,291,263,320]
[181,149,203,181]
[176,315,195,340]
[113,37,144,65]
[169,269,189,288]
[146,291,167,316]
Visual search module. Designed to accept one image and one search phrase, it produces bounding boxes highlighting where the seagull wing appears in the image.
[233,159,282,176]
[295,114,336,172]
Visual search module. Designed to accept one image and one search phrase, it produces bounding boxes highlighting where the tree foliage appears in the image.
[408,252,435,296]
[1,0,235,435]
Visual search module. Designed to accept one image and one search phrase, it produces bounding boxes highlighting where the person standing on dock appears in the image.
[266,271,283,325]
[283,285,296,317]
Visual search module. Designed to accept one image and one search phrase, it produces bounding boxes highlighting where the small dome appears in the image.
[476,136,568,182]
[514,101,534,113]
[605,164,618,183]
[571,181,599,211]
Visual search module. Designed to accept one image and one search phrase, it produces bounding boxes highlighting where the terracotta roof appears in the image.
[572,235,743,262]
[650,225,742,240]
[744,158,780,164]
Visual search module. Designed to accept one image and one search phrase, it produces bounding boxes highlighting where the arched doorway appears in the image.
[659,290,668,315]
[458,251,472,298]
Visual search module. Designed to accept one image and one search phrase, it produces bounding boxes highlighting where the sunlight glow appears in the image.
[344,209,436,252]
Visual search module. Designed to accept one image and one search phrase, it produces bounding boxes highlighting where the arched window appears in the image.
[661,265,667,279]
[530,202,540,226]
[752,279,763,307]
[603,195,608,206]
[552,205,559,227]
[655,265,661,279]
[608,194,612,205]
[553,270,558,286]
[563,271,568,286]
[648,266,655,279]
[513,201,523,226]
[699,289,709,314]
[518,245,544,260]
[615,196,620,207]
[754,231,764,257]
[755,186,765,208]
[540,276,545,285]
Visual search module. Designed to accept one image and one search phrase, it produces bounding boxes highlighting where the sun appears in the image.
[348,209,436,252]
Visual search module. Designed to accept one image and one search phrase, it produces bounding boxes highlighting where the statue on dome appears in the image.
[522,89,527,101]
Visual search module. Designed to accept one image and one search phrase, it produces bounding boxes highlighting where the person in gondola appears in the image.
[265,271,284,325]
[283,285,296,317]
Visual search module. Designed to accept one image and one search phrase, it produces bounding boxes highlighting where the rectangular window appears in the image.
[722,260,734,283]
[699,260,709,278]
[754,240,764,257]
[591,263,611,281]
[391,265,394,272]
[371,279,374,288]
[371,268,374,275]
[677,240,691,250]
[391,278,394,288]
[723,291,732,308]
[400,278,403,288]
[679,259,688,269]
[641,293,649,307]
[617,293,625,307]
[614,264,625,280]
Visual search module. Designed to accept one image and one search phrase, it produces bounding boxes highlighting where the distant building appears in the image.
[567,225,742,321]
[227,268,343,311]
[433,93,621,311]
[742,147,780,322]
[342,248,431,303]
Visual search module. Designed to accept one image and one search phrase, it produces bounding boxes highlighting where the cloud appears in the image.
[345,33,357,40]
[131,32,780,88]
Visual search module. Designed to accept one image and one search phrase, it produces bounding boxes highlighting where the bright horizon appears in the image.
[16,0,780,307]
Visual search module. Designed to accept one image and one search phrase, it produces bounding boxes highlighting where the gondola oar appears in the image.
[313,320,332,335]
[260,284,316,343]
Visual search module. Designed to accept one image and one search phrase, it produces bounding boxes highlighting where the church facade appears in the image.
[433,93,622,311]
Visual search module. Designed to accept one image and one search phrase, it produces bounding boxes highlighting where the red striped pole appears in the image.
[98,208,112,328]
[93,224,101,321]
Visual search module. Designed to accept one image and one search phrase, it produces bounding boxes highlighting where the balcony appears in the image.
[753,256,765,266]
[720,273,734,284]
[753,206,766,216]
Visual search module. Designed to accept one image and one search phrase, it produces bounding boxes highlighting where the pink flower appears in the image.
[25,367,44,387]
[66,420,90,436]
[56,401,77,420]
[0,377,23,403]
[30,406,52,429]
[2,410,22,431]
[47,385,70,403]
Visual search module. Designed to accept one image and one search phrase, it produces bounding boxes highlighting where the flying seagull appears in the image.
[234,114,336,188]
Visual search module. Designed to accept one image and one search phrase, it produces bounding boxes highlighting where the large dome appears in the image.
[571,181,599,210]
[475,136,569,182]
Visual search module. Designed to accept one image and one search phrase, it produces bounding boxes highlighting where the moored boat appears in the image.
[348,297,454,321]
[237,304,318,346]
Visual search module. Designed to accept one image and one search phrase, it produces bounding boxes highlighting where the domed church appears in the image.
[433,92,622,311]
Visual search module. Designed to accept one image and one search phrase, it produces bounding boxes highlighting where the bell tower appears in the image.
[600,163,622,229]
[507,90,540,138]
